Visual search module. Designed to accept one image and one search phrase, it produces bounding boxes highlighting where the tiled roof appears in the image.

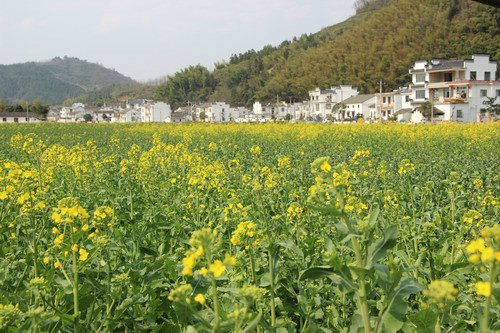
[342,94,375,104]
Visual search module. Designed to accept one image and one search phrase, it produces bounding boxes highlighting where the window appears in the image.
[416,90,426,99]
[485,72,491,81]
[470,71,477,80]
[480,90,487,97]
[383,97,386,103]
[2,118,6,122]
[405,96,410,102]
[444,72,453,82]
[326,104,331,109]
[496,90,500,97]
[444,88,451,98]
[457,110,463,118]
[388,97,391,103]
[416,74,425,82]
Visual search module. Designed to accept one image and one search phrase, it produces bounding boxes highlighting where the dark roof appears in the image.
[343,94,375,104]
[127,99,146,105]
[394,108,413,116]
[320,89,335,94]
[171,111,188,120]
[428,59,466,70]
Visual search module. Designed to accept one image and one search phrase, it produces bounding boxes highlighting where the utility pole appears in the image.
[379,79,382,123]
[430,91,434,123]
[26,102,29,123]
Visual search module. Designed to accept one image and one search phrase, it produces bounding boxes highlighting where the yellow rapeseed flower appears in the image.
[79,248,89,261]
[71,244,78,252]
[194,293,206,305]
[209,260,226,278]
[224,253,236,266]
[476,281,491,297]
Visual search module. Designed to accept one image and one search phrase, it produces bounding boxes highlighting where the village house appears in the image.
[0,112,45,123]
[140,102,172,122]
[409,54,500,122]
[340,94,376,121]
[112,109,141,123]
[60,103,86,122]
[309,85,359,120]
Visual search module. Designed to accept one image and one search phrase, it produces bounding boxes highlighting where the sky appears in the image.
[0,0,356,81]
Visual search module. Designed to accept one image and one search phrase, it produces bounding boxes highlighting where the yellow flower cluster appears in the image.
[398,159,415,174]
[287,202,305,224]
[466,226,500,265]
[230,221,260,249]
[180,228,236,278]
[51,199,90,224]
[423,280,458,308]
[344,195,368,214]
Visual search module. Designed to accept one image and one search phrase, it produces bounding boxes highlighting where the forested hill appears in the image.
[155,0,500,109]
[0,57,134,105]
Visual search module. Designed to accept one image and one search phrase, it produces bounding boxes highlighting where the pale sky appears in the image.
[0,0,355,81]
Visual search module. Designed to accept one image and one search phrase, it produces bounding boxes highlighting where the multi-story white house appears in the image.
[140,102,172,122]
[206,102,234,122]
[60,103,86,122]
[409,54,500,122]
[309,85,359,120]
[112,109,141,123]
[126,99,151,110]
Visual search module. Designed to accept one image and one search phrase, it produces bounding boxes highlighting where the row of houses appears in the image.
[1,54,498,124]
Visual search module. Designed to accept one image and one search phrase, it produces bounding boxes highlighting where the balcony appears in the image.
[443,98,467,104]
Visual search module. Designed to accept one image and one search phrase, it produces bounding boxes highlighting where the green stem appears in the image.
[72,251,79,333]
[339,190,371,333]
[249,247,257,284]
[211,277,220,333]
[268,249,276,332]
[480,262,497,333]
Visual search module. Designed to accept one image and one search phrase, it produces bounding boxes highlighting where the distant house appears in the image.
[126,99,150,110]
[0,112,44,123]
[168,110,190,123]
[409,54,500,122]
[309,86,359,120]
[112,109,141,123]
[341,94,376,120]
[140,102,172,122]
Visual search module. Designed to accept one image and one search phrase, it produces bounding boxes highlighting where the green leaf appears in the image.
[241,312,263,333]
[309,204,345,217]
[365,225,398,269]
[408,309,438,333]
[277,239,304,258]
[379,278,423,333]
[300,266,341,283]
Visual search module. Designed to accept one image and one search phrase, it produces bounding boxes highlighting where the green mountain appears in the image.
[0,57,134,105]
[155,0,500,109]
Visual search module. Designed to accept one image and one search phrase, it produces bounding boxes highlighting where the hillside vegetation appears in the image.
[154,0,500,108]
[0,57,134,105]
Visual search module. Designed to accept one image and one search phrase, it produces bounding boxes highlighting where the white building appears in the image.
[126,99,150,110]
[309,85,359,120]
[409,54,500,122]
[60,103,86,122]
[0,112,44,123]
[341,94,376,121]
[112,109,141,123]
[206,102,234,122]
[140,102,172,122]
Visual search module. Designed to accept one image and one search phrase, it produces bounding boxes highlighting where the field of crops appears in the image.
[0,122,499,333]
